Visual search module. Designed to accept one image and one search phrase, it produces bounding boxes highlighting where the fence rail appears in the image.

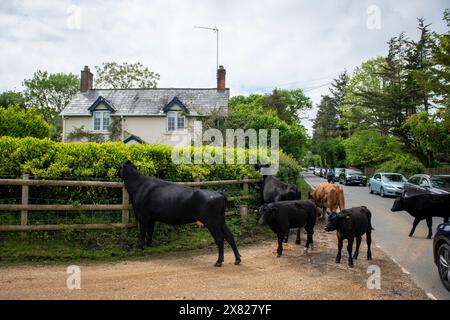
[0,176,260,233]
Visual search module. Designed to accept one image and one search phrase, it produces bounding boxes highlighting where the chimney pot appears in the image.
[80,65,93,92]
[217,66,226,91]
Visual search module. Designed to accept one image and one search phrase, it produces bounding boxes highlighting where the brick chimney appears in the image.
[217,65,226,91]
[80,65,93,92]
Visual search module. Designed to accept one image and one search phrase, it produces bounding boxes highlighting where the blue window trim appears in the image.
[162,96,189,114]
[88,96,116,113]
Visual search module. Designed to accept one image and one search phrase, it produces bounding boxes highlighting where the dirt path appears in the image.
[0,228,428,300]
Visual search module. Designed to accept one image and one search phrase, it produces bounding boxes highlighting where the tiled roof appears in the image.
[60,88,229,116]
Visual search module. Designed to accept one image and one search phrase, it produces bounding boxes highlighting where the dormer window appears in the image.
[167,111,185,131]
[163,97,188,132]
[93,111,110,131]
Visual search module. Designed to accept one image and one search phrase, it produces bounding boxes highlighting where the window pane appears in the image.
[102,112,110,130]
[94,112,101,131]
[168,117,175,131]
[177,114,185,129]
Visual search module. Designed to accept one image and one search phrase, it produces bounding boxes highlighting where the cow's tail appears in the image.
[363,206,375,231]
[218,192,228,214]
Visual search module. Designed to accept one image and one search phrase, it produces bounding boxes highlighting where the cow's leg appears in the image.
[353,236,362,260]
[409,217,421,237]
[366,230,372,260]
[284,231,289,243]
[206,226,225,267]
[277,234,284,257]
[221,224,241,265]
[303,227,314,253]
[296,228,301,245]
[426,217,433,239]
[138,220,148,250]
[444,217,449,223]
[146,220,155,246]
[347,237,354,267]
[336,237,343,263]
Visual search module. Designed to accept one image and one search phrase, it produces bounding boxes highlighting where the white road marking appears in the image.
[426,293,437,300]
[390,257,410,274]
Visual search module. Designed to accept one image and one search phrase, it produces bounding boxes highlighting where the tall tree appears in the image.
[23,71,79,138]
[264,88,312,125]
[95,62,160,89]
[0,90,26,108]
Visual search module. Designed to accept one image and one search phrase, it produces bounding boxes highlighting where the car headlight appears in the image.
[346,175,351,178]
[384,184,393,188]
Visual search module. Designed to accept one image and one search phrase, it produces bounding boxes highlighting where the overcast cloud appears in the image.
[0,0,448,133]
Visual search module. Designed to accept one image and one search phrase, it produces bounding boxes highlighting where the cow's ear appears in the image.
[337,212,348,220]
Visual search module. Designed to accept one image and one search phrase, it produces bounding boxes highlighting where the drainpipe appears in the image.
[62,116,66,142]
[121,115,125,141]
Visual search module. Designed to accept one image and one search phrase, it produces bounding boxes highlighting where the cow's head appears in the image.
[254,160,271,172]
[118,159,138,179]
[390,197,404,212]
[258,204,276,225]
[324,211,347,232]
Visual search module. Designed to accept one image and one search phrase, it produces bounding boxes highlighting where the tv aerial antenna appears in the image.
[194,25,219,70]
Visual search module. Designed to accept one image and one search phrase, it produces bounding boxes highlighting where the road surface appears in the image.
[303,172,450,300]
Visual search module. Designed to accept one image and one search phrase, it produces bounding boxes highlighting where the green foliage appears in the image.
[94,62,160,89]
[227,94,308,160]
[342,130,402,168]
[0,90,26,108]
[263,88,312,124]
[23,70,79,139]
[376,154,425,178]
[402,111,450,165]
[0,106,50,139]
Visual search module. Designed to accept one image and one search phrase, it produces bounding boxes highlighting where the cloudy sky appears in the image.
[0,0,448,133]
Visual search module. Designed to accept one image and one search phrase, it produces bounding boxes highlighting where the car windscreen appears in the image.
[431,176,450,189]
[347,169,362,175]
[382,174,405,182]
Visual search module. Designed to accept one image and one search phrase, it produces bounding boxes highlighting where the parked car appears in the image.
[339,168,367,186]
[308,167,315,172]
[334,168,344,182]
[404,174,450,196]
[314,168,322,176]
[321,168,327,178]
[368,173,407,197]
[433,222,450,291]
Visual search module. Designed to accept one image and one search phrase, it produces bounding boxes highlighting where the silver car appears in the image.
[368,173,406,197]
[404,174,450,195]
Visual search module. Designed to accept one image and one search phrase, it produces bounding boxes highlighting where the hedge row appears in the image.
[0,137,301,212]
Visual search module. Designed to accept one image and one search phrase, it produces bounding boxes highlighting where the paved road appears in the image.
[303,172,450,300]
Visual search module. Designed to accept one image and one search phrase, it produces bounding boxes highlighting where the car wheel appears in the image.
[380,187,385,197]
[339,179,343,185]
[437,243,450,291]
[369,185,373,194]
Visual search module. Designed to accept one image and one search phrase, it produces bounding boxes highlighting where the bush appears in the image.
[0,106,50,139]
[376,154,425,178]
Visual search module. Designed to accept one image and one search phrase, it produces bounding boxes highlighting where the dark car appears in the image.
[404,174,450,196]
[433,222,450,291]
[334,168,344,182]
[339,168,367,186]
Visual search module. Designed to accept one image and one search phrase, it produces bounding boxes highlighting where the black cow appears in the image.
[258,200,317,257]
[325,206,373,267]
[254,162,301,243]
[118,160,241,267]
[391,194,450,239]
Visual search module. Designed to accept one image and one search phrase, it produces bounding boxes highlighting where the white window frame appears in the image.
[167,111,186,132]
[93,111,110,132]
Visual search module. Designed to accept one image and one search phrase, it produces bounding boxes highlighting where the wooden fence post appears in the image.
[122,187,129,225]
[241,175,249,222]
[21,174,29,238]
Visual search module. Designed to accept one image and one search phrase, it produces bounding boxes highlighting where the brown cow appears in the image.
[309,183,345,218]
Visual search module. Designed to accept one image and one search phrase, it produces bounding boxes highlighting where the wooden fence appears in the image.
[0,175,260,232]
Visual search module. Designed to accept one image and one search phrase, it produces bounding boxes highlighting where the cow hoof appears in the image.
[295,240,301,245]
[427,235,432,239]
[214,261,222,267]
[408,233,413,237]
[234,259,241,265]
[303,247,308,254]
[367,257,372,260]
[353,255,358,260]
[277,254,281,258]
[335,260,340,264]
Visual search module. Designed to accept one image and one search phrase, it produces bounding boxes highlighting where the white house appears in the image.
[60,65,229,146]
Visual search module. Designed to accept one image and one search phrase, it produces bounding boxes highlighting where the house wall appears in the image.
[63,115,197,147]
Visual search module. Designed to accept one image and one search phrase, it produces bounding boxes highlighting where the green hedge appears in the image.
[0,106,50,139]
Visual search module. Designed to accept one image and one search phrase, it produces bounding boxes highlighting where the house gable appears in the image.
[88,96,115,113]
[162,96,189,114]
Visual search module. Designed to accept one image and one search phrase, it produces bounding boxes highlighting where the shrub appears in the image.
[376,154,425,178]
[0,106,50,139]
